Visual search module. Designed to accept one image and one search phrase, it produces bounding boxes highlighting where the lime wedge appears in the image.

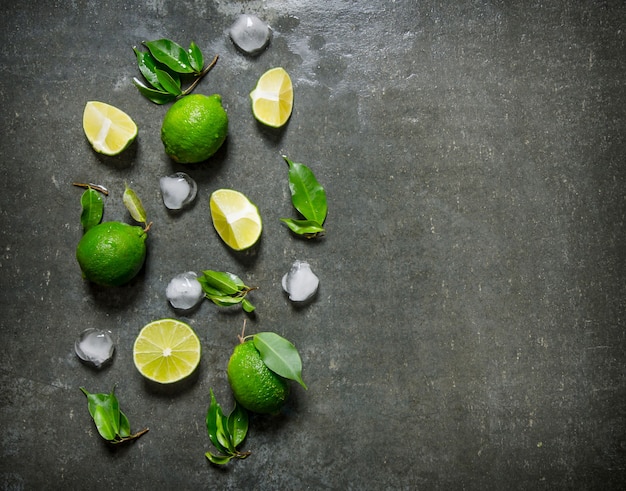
[249,67,293,128]
[210,189,262,251]
[83,101,138,156]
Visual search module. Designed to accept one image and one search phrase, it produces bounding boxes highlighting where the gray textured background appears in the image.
[1,1,624,489]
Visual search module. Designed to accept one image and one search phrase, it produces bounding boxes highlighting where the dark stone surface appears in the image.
[1,1,625,489]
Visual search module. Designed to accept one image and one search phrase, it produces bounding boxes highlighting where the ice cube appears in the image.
[75,328,115,368]
[282,260,319,302]
[229,14,272,56]
[160,172,197,210]
[166,271,204,310]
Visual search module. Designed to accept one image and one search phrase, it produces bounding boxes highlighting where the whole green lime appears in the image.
[76,221,147,287]
[227,341,290,414]
[161,94,228,163]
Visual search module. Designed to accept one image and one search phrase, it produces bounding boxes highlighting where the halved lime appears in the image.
[133,319,201,384]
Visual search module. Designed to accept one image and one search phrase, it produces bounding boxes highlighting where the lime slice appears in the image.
[83,101,138,156]
[249,67,293,128]
[133,319,201,384]
[210,189,262,251]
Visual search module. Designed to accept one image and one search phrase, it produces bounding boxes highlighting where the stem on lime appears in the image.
[143,221,153,233]
[238,319,250,344]
[183,54,219,96]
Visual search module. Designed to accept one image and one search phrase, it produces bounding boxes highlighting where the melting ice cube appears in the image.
[229,14,272,56]
[282,260,319,302]
[166,271,204,310]
[160,172,197,210]
[75,328,115,368]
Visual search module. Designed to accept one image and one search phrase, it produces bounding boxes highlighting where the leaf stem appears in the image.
[73,182,109,195]
[112,427,150,444]
[183,54,219,96]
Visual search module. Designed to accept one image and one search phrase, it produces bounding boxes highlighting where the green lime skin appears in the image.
[227,341,290,414]
[76,221,147,287]
[160,94,228,164]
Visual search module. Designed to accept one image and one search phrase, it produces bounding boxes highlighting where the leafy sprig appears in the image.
[250,332,307,389]
[197,270,257,312]
[132,38,219,104]
[73,183,107,231]
[80,386,148,444]
[280,156,327,238]
[123,183,152,231]
[205,389,250,465]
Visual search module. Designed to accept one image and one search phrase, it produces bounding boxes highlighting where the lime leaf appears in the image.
[205,452,233,465]
[215,411,235,453]
[143,39,195,74]
[208,295,244,307]
[253,332,307,389]
[123,183,147,224]
[188,41,203,72]
[227,402,248,447]
[280,218,325,237]
[282,156,327,226]
[241,298,256,313]
[206,389,229,455]
[80,387,147,444]
[155,68,182,96]
[199,270,245,295]
[80,188,104,231]
[133,47,163,90]
[118,411,131,438]
[92,406,118,441]
[198,271,256,312]
[80,387,121,441]
[133,77,177,105]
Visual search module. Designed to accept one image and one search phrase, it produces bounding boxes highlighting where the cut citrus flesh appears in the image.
[133,319,201,384]
[83,101,138,156]
[250,67,293,128]
[210,189,262,251]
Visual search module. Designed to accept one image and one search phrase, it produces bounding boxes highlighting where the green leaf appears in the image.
[155,68,182,96]
[200,271,245,295]
[92,406,118,441]
[80,188,104,231]
[280,218,325,237]
[80,387,122,441]
[123,183,147,224]
[208,295,244,307]
[133,47,163,90]
[253,332,307,389]
[206,389,229,455]
[143,39,195,74]
[188,41,204,72]
[118,411,131,438]
[227,402,248,447]
[196,280,224,298]
[283,156,327,225]
[205,452,233,465]
[133,77,177,105]
[241,298,256,313]
[215,414,235,453]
